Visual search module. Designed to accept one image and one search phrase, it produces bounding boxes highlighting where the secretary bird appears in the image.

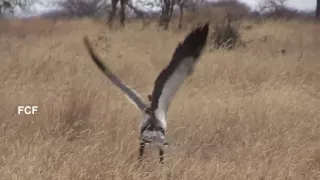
[83,23,209,164]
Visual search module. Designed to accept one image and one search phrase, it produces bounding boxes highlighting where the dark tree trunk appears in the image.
[316,0,320,18]
[108,0,118,25]
[108,0,127,27]
[178,1,184,29]
[119,0,127,26]
[165,2,174,30]
[159,0,175,30]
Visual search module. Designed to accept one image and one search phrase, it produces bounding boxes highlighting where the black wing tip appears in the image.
[176,23,209,58]
[83,36,93,52]
[184,23,209,45]
[82,36,106,71]
[193,22,210,34]
[190,22,210,43]
[197,22,210,33]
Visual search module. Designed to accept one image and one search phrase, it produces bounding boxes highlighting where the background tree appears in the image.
[0,0,36,17]
[258,0,287,12]
[158,0,175,30]
[0,1,13,16]
[108,0,127,27]
[59,0,110,18]
[1,0,62,18]
[177,0,186,29]
[316,0,320,18]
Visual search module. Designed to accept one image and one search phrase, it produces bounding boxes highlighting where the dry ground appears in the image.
[0,18,319,180]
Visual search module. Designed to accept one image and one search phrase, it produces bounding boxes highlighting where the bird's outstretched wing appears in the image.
[149,23,209,121]
[83,37,147,112]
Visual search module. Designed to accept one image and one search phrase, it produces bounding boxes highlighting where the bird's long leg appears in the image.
[158,128,166,164]
[159,149,164,164]
[138,141,145,162]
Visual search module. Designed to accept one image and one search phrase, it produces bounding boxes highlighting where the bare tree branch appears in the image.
[316,0,320,18]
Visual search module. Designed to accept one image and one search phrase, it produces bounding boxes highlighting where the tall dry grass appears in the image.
[0,18,319,180]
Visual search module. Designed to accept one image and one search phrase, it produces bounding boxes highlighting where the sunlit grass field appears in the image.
[0,18,319,179]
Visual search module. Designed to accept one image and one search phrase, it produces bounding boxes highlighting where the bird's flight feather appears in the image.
[150,23,209,118]
[83,37,147,112]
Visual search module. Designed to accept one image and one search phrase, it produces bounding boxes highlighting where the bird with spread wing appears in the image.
[83,23,209,164]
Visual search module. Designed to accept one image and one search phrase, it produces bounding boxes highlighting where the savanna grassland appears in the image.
[0,17,319,180]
